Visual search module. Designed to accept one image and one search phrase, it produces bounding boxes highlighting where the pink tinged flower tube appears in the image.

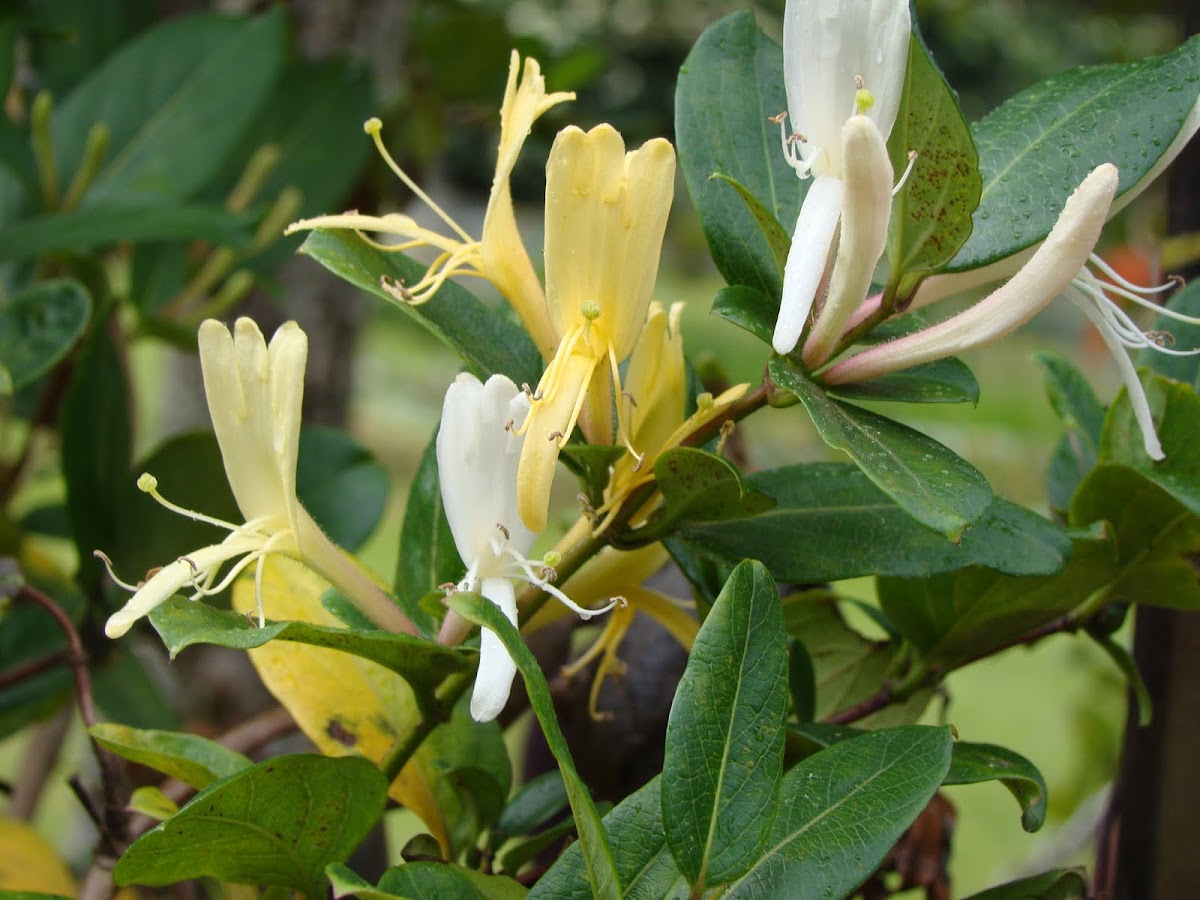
[773,0,910,355]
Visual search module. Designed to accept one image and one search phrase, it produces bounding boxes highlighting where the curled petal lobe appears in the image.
[803,116,894,367]
[774,175,843,354]
[823,164,1118,384]
[470,577,520,722]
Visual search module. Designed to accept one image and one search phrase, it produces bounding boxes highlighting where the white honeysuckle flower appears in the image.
[773,0,911,355]
[102,318,412,639]
[436,372,618,722]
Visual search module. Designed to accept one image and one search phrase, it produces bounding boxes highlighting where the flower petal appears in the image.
[774,174,843,355]
[470,577,519,722]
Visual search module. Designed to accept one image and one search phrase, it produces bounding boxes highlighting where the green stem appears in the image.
[31,92,59,209]
[381,671,471,782]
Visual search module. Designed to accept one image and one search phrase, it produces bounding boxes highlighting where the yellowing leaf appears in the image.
[0,816,77,895]
[231,559,451,853]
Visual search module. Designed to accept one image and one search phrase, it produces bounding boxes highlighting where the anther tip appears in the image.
[137,472,158,493]
[364,117,382,136]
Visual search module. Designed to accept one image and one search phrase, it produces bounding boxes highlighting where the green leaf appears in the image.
[962,868,1088,900]
[0,279,90,390]
[788,638,817,723]
[1070,465,1200,610]
[148,598,468,698]
[299,229,542,388]
[875,549,1111,670]
[394,429,462,636]
[1100,371,1200,517]
[328,861,528,900]
[826,357,979,405]
[494,770,568,839]
[771,359,991,538]
[497,819,580,876]
[531,776,688,900]
[296,426,389,552]
[782,592,930,728]
[0,204,252,261]
[1037,352,1105,513]
[945,742,1049,833]
[662,561,788,887]
[448,592,620,900]
[886,29,980,300]
[1139,278,1200,388]
[128,786,179,822]
[710,170,790,277]
[679,463,1069,583]
[114,754,387,898]
[88,723,251,789]
[634,447,774,542]
[54,9,287,205]
[951,35,1200,271]
[676,11,801,297]
[724,727,953,898]
[61,319,131,592]
[787,724,1048,832]
[560,443,626,508]
[711,285,776,345]
[1089,630,1152,726]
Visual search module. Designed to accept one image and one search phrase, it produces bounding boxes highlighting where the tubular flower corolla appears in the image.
[773,0,910,355]
[102,319,411,638]
[437,372,618,722]
[514,124,676,533]
[286,52,572,358]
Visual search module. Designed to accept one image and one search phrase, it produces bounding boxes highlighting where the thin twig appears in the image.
[0,647,70,690]
[16,584,128,856]
[824,685,896,725]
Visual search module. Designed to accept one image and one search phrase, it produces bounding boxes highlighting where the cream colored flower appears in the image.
[102,318,410,638]
[285,52,572,358]
[514,124,676,533]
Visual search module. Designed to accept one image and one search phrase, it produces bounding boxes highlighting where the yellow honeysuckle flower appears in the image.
[600,301,750,528]
[101,318,412,638]
[515,124,676,533]
[285,51,572,358]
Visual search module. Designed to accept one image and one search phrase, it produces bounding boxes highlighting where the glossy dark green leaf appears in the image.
[88,723,251,789]
[772,359,991,538]
[54,9,287,205]
[876,548,1111,671]
[394,429,461,636]
[560,443,626,507]
[678,463,1069,583]
[676,11,801,297]
[0,204,252,261]
[494,770,568,839]
[497,819,579,875]
[826,356,979,405]
[296,426,389,552]
[724,727,953,898]
[945,742,1049,833]
[782,591,931,728]
[61,319,131,591]
[710,285,776,345]
[788,638,817,723]
[1099,371,1200,517]
[114,754,387,898]
[299,229,542,388]
[149,598,468,697]
[24,0,154,97]
[1070,465,1200,610]
[531,776,687,900]
[635,447,774,541]
[448,592,620,900]
[1139,278,1200,388]
[662,561,787,887]
[710,171,790,278]
[328,861,527,900]
[1037,352,1105,513]
[886,29,980,301]
[788,724,1047,832]
[0,279,90,390]
[962,868,1088,900]
[951,36,1200,271]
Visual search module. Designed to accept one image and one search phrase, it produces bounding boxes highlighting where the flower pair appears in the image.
[776,0,1200,460]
